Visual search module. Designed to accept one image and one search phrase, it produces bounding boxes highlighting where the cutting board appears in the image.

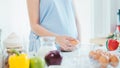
[90,37,107,46]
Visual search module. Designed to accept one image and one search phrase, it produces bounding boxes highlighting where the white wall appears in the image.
[75,0,93,43]
[93,0,111,37]
[110,0,118,32]
[117,0,120,8]
[0,0,30,42]
[93,0,120,37]
[110,0,120,32]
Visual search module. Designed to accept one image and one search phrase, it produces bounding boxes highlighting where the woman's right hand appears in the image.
[55,35,77,51]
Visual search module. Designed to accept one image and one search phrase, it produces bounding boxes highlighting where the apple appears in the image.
[30,56,45,68]
[45,50,62,66]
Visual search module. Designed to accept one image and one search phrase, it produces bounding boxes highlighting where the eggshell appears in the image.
[109,55,119,67]
[96,49,103,54]
[70,40,79,46]
[89,51,96,58]
[104,52,111,57]
[94,52,101,60]
[89,49,120,68]
[98,55,109,68]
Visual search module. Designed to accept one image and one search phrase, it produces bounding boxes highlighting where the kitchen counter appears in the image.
[49,44,120,68]
[90,37,107,46]
[1,44,120,68]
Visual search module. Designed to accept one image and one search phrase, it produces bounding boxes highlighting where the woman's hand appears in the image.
[56,35,77,51]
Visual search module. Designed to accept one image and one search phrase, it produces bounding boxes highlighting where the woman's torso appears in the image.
[29,0,78,51]
[40,0,77,38]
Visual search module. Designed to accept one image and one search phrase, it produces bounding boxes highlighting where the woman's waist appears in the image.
[30,21,78,39]
[29,28,78,40]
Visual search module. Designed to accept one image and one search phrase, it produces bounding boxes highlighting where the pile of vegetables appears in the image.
[8,49,45,68]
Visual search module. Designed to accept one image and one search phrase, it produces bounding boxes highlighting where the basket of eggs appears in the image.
[89,49,120,68]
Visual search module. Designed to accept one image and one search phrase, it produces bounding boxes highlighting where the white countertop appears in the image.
[48,44,120,68]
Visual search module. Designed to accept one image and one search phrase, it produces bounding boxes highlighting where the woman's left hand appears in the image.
[62,38,79,52]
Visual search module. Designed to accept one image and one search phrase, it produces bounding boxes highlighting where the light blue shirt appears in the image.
[29,0,78,52]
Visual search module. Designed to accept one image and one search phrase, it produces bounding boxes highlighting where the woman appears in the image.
[27,0,81,52]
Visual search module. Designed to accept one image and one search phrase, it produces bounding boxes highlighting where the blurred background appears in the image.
[0,0,120,43]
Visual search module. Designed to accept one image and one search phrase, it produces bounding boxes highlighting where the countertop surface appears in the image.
[90,37,107,46]
[48,44,120,68]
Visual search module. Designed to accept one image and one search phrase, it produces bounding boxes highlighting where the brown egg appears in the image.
[100,65,107,68]
[109,54,119,67]
[102,52,112,58]
[94,52,101,60]
[89,51,96,58]
[89,50,103,60]
[96,49,103,54]
[70,40,79,46]
[98,55,109,68]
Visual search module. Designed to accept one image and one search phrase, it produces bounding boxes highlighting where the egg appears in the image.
[89,49,120,68]
[109,54,119,67]
[98,55,109,68]
[104,52,111,57]
[94,52,101,60]
[96,49,103,54]
[70,40,79,46]
[89,51,96,58]
[89,50,103,60]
